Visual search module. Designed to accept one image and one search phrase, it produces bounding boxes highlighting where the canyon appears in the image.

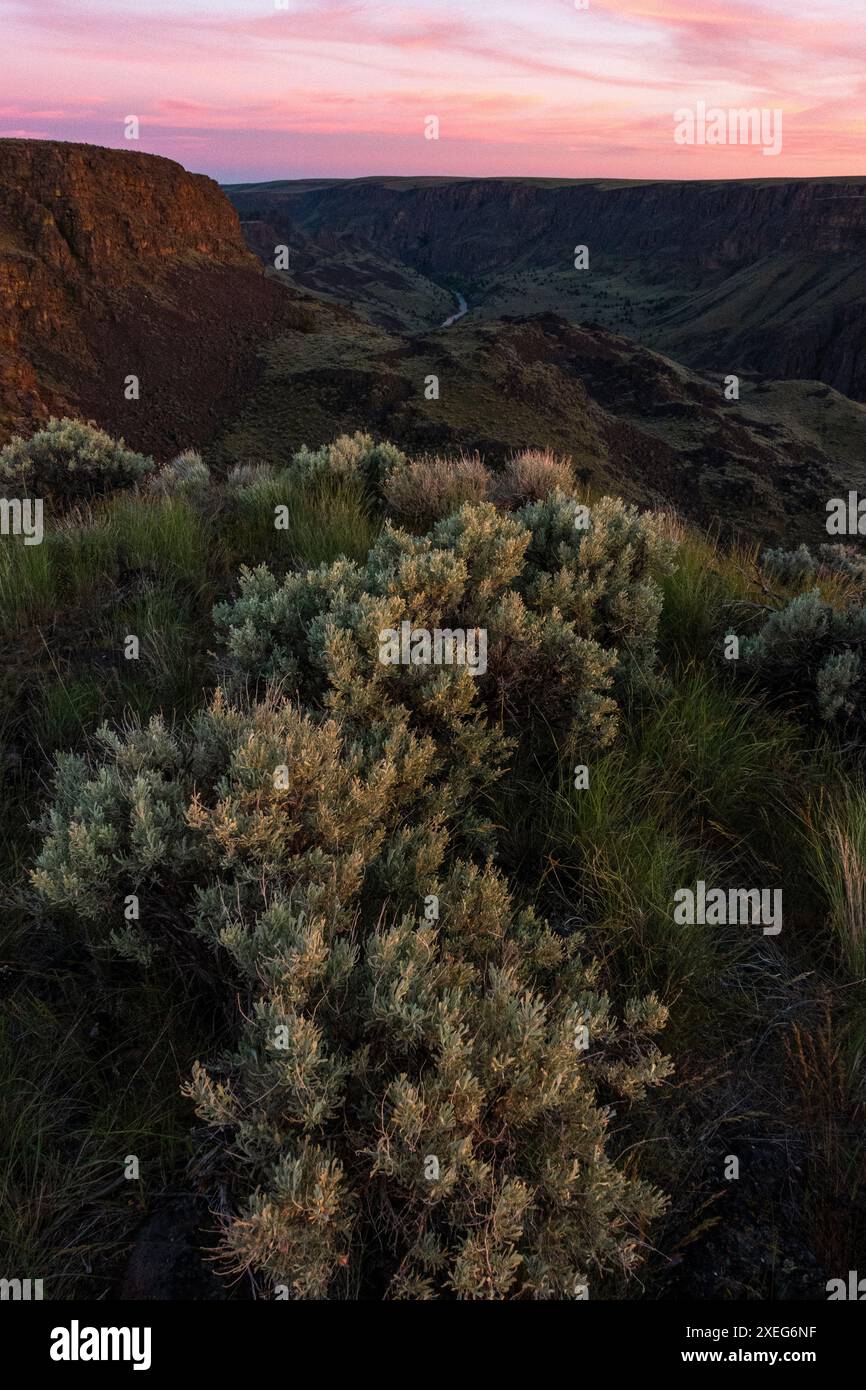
[228,174,866,402]
[2,141,865,542]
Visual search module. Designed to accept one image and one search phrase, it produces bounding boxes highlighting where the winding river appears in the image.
[440,291,468,328]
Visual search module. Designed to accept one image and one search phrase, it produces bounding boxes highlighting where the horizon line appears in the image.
[2,137,866,188]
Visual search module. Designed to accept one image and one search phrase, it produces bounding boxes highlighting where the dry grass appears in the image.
[489,448,574,507]
[382,447,575,529]
[785,1003,866,1276]
[804,789,866,978]
[382,451,490,527]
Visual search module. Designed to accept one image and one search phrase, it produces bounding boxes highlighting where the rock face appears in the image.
[228,175,866,402]
[0,140,300,452]
[235,176,866,273]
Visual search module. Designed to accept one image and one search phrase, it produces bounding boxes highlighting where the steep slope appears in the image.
[227,175,866,402]
[0,140,307,452]
[235,205,454,334]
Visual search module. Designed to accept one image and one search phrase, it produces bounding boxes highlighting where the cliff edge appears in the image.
[0,140,300,451]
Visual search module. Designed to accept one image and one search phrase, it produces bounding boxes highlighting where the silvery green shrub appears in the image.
[761,543,866,586]
[292,432,407,488]
[740,588,866,729]
[32,691,670,1299]
[30,436,679,1298]
[215,487,676,753]
[0,417,153,504]
[515,490,677,678]
[147,449,210,498]
[760,543,816,584]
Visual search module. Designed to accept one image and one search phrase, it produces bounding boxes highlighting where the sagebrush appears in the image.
[29,442,681,1298]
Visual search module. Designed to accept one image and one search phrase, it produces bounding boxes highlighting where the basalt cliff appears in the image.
[0,140,303,451]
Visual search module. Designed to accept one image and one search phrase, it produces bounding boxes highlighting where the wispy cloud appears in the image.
[1,0,863,179]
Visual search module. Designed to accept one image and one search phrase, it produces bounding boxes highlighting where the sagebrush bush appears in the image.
[147,450,210,498]
[516,490,678,680]
[382,453,490,527]
[33,691,670,1298]
[29,436,681,1299]
[214,491,676,758]
[762,542,866,586]
[293,432,407,489]
[489,449,574,508]
[740,589,866,729]
[0,417,153,504]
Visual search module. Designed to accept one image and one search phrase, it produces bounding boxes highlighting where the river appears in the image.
[440,291,468,328]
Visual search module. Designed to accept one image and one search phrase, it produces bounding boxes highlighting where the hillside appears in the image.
[214,293,866,544]
[1,144,864,544]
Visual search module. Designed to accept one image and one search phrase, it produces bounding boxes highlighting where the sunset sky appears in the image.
[1,0,864,182]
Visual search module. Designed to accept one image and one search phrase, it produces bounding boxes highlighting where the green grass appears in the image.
[95,494,217,588]
[31,675,105,753]
[0,495,215,637]
[492,663,821,1037]
[657,525,758,663]
[105,582,212,719]
[634,668,802,841]
[0,971,209,1298]
[0,530,60,629]
[225,471,379,570]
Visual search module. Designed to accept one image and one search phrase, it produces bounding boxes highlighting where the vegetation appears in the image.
[380,447,575,528]
[741,585,866,732]
[3,424,866,1300]
[0,417,153,505]
[383,452,490,527]
[147,449,211,498]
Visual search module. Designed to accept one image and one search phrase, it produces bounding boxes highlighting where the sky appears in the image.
[1,0,864,182]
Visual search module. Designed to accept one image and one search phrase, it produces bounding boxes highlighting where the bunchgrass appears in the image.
[804,786,866,979]
[0,531,59,631]
[0,972,208,1299]
[225,471,379,570]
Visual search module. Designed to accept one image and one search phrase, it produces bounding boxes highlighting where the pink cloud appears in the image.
[0,0,863,179]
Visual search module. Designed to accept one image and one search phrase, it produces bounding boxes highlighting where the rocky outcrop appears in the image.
[0,140,304,451]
